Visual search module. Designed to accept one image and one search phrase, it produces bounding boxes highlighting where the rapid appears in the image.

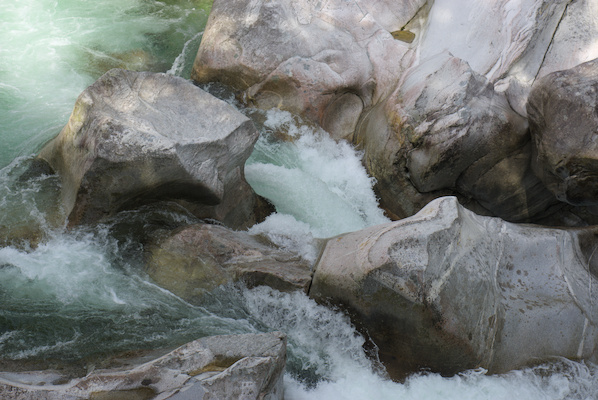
[1,1,597,398]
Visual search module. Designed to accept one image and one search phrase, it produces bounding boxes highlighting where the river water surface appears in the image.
[1,1,597,398]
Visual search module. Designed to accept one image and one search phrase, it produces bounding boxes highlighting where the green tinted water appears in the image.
[1,1,598,398]
[0,0,209,166]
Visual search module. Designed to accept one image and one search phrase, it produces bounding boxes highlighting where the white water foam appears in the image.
[167,30,204,77]
[239,286,598,400]
[245,109,389,260]
[0,231,133,307]
[283,362,598,400]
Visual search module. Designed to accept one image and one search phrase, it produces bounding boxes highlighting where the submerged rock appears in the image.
[310,196,598,378]
[0,332,286,400]
[38,68,263,229]
[528,57,598,206]
[146,222,313,302]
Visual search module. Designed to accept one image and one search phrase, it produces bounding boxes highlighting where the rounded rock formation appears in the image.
[310,196,598,378]
[38,69,263,229]
[528,57,598,206]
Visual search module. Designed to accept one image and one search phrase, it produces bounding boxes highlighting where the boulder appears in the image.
[310,196,598,378]
[191,0,424,141]
[419,0,569,82]
[528,58,598,206]
[191,0,598,226]
[357,51,556,221]
[417,0,598,117]
[0,332,286,400]
[535,0,598,84]
[409,0,598,119]
[145,223,313,302]
[38,68,263,229]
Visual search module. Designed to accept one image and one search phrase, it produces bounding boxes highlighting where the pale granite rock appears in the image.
[311,197,598,377]
[192,0,423,141]
[38,69,262,229]
[146,222,313,302]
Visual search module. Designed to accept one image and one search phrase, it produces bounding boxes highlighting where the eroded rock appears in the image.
[146,223,313,302]
[528,57,598,206]
[0,332,286,400]
[191,0,598,226]
[38,69,263,229]
[358,52,555,221]
[310,196,598,378]
[192,0,422,141]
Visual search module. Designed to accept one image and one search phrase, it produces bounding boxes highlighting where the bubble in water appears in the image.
[240,286,376,387]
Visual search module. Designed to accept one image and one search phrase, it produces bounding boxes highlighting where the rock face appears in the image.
[38,68,262,229]
[535,0,598,81]
[146,223,313,302]
[310,196,598,377]
[0,332,287,400]
[358,51,558,221]
[528,58,598,206]
[192,0,424,141]
[419,0,572,117]
[192,0,598,225]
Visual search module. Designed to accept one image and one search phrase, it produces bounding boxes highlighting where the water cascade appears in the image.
[1,1,597,398]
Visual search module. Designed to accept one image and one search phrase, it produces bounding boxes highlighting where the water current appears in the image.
[1,1,597,398]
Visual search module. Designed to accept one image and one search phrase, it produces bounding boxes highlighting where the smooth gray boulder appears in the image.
[192,0,423,141]
[310,196,598,378]
[528,57,598,206]
[0,332,286,400]
[145,222,313,302]
[38,68,263,229]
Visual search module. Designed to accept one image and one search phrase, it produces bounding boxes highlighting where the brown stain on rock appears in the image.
[391,30,416,43]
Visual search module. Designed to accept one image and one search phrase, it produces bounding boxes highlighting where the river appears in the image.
[1,1,597,398]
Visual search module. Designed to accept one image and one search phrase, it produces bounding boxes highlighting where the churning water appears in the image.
[1,1,598,398]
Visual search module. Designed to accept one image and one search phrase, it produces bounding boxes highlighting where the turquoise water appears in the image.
[0,0,207,166]
[1,1,597,398]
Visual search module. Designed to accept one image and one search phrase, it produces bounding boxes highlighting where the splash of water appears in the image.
[244,108,389,261]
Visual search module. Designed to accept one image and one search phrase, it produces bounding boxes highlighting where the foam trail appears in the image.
[245,108,389,259]
[239,286,598,400]
[167,31,204,77]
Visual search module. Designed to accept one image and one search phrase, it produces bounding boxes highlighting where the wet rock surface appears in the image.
[0,332,286,400]
[311,197,598,378]
[38,68,262,229]
[145,222,313,302]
